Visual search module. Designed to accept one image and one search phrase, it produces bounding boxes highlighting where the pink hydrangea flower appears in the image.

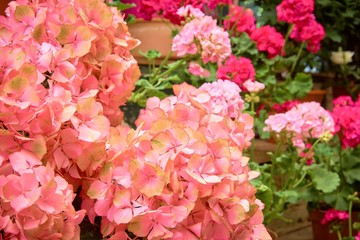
[332,96,360,148]
[199,80,245,119]
[321,209,349,225]
[216,55,255,90]
[250,26,285,58]
[265,102,335,150]
[224,5,256,35]
[172,13,231,64]
[243,80,265,93]
[188,62,210,77]
[290,14,325,53]
[276,0,314,24]
[84,80,268,239]
[0,0,139,238]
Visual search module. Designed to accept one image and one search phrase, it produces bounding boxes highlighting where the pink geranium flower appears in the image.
[250,25,285,58]
[172,11,231,65]
[321,209,349,225]
[265,102,335,150]
[188,62,210,77]
[243,79,265,93]
[332,96,360,148]
[276,0,314,24]
[224,4,256,35]
[290,14,325,53]
[217,55,256,89]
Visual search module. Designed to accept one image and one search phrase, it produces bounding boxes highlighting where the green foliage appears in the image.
[311,167,340,193]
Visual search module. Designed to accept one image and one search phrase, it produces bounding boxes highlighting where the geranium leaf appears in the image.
[312,168,340,193]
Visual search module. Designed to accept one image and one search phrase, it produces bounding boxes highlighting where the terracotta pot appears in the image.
[128,18,181,65]
[0,0,11,15]
[310,209,359,240]
[299,89,327,104]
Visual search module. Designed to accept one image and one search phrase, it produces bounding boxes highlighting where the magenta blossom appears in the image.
[276,0,314,24]
[331,96,360,148]
[206,0,232,9]
[290,14,325,53]
[224,5,256,35]
[321,209,349,225]
[216,55,255,90]
[272,100,300,113]
[250,26,285,58]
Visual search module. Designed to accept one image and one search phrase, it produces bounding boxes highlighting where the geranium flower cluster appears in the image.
[331,96,360,148]
[217,55,256,90]
[272,100,300,113]
[83,80,270,239]
[172,7,231,65]
[223,5,284,58]
[122,0,204,25]
[250,26,285,58]
[277,0,325,53]
[223,5,256,35]
[264,102,335,150]
[321,209,349,225]
[0,0,140,238]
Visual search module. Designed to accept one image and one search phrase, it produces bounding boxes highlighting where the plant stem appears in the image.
[155,57,187,80]
[282,24,294,56]
[336,229,343,240]
[289,41,305,78]
[348,199,353,237]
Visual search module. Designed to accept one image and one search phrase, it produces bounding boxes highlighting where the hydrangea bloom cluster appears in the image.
[84,80,270,239]
[172,7,231,65]
[264,102,335,150]
[216,55,256,89]
[276,0,324,53]
[321,209,349,225]
[250,26,285,58]
[223,5,256,35]
[0,0,139,237]
[331,96,360,148]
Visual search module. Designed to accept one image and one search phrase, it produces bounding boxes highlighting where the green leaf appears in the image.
[135,79,153,88]
[286,73,313,98]
[255,184,274,215]
[138,49,161,60]
[343,168,360,184]
[275,190,299,204]
[125,14,136,24]
[106,1,136,11]
[325,28,342,43]
[316,0,331,6]
[312,168,340,193]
